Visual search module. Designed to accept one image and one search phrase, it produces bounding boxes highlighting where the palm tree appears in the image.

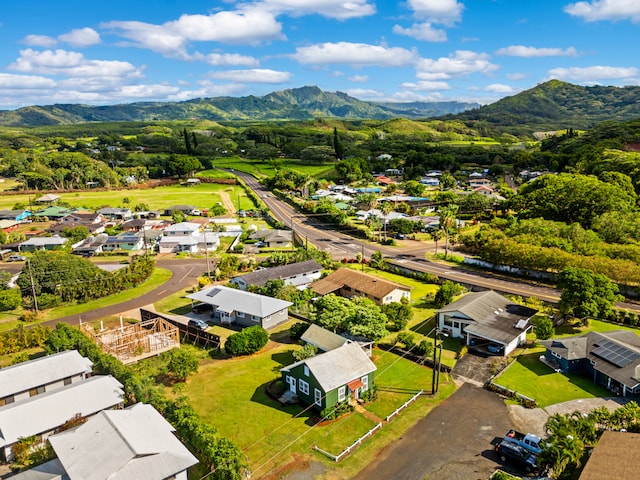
[431,229,444,256]
[438,204,459,259]
[380,202,394,241]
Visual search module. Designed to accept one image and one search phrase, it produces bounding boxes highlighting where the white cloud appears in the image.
[496,45,578,57]
[210,69,291,83]
[348,74,369,82]
[194,52,259,67]
[393,22,447,42]
[401,80,450,91]
[484,83,518,93]
[58,28,101,48]
[21,35,57,48]
[507,73,527,80]
[416,50,499,80]
[564,0,640,23]
[406,0,464,24]
[9,49,144,79]
[258,0,376,20]
[548,65,639,81]
[343,88,385,99]
[0,73,57,89]
[291,42,417,67]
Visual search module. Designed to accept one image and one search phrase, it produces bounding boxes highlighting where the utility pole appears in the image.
[204,230,211,278]
[27,258,39,313]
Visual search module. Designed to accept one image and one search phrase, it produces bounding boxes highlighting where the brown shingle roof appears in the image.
[579,430,640,480]
[311,268,410,300]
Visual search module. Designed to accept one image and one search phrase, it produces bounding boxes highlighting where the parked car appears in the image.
[504,429,544,455]
[192,302,213,314]
[188,318,209,331]
[495,439,538,473]
[7,255,26,262]
[487,343,503,354]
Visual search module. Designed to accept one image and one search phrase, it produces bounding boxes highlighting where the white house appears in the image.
[10,403,198,480]
[230,260,323,290]
[159,222,201,253]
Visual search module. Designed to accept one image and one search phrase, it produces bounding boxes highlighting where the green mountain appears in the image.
[449,80,640,131]
[0,86,478,127]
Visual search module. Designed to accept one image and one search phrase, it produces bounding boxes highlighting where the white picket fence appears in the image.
[314,422,382,462]
[385,389,424,422]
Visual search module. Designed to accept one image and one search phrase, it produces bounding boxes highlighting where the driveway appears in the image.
[353,383,513,480]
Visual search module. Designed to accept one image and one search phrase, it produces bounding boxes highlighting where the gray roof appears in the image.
[250,229,292,243]
[0,350,93,399]
[231,260,322,288]
[5,458,66,480]
[187,285,292,317]
[439,290,537,344]
[0,375,124,448]
[20,236,68,247]
[49,403,198,480]
[300,324,350,352]
[281,342,376,392]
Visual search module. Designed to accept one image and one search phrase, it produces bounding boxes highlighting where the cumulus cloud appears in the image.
[484,83,518,93]
[548,65,639,81]
[401,80,451,91]
[416,50,499,80]
[9,49,144,79]
[393,22,447,42]
[406,0,464,24]
[496,45,578,57]
[507,72,527,80]
[258,0,376,20]
[291,42,417,67]
[564,0,640,23]
[210,68,291,83]
[342,88,385,99]
[21,35,57,48]
[348,74,369,82]
[0,73,57,89]
[58,28,101,47]
[193,52,259,67]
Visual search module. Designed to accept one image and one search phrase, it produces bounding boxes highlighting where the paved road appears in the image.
[353,383,513,480]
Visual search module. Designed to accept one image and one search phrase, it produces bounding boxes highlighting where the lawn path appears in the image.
[218,190,237,216]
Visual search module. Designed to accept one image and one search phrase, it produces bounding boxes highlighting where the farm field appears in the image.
[0,182,256,213]
[211,157,336,179]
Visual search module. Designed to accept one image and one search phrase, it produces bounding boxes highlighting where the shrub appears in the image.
[224,326,269,356]
[0,288,21,311]
[359,385,377,403]
[289,322,309,340]
[396,331,416,350]
[224,333,249,356]
[320,400,354,421]
[414,339,434,357]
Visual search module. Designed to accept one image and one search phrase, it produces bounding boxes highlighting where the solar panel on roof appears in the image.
[592,339,640,368]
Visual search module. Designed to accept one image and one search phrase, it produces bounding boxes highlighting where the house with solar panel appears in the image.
[541,330,640,397]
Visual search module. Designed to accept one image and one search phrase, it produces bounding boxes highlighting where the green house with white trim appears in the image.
[280,342,376,411]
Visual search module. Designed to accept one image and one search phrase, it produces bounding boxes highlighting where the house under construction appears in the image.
[81,317,180,364]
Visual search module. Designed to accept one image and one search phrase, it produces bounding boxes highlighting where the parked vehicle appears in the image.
[495,439,538,473]
[7,255,26,262]
[504,429,543,455]
[188,318,209,331]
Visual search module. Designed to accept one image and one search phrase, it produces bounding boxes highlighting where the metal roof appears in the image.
[0,350,93,399]
[300,324,350,352]
[311,268,410,299]
[0,375,124,448]
[281,342,376,392]
[231,260,322,288]
[49,403,198,480]
[187,285,292,318]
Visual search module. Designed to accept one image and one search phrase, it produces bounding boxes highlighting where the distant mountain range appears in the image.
[449,80,640,131]
[0,86,478,127]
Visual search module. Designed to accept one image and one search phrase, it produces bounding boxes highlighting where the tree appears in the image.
[167,347,199,381]
[430,228,444,255]
[402,180,426,197]
[345,297,388,341]
[167,154,202,178]
[333,127,344,160]
[434,280,465,307]
[381,301,412,331]
[439,204,459,259]
[300,145,335,163]
[533,316,554,340]
[315,294,354,332]
[0,288,21,311]
[380,202,394,241]
[439,172,456,190]
[557,267,621,322]
[61,225,90,244]
[293,344,317,361]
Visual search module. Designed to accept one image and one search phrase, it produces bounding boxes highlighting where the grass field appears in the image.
[211,157,336,179]
[494,346,612,407]
[0,182,256,212]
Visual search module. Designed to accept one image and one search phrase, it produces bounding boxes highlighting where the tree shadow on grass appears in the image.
[515,351,557,376]
[250,378,316,424]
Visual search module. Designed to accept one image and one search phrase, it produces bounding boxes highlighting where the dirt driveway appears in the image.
[353,383,513,480]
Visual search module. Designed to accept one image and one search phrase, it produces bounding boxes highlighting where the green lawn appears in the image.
[211,157,336,179]
[494,346,611,407]
[0,183,255,212]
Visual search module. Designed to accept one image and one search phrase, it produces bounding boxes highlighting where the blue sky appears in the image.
[0,0,639,109]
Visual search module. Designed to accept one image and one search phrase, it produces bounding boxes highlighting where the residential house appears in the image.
[19,236,68,252]
[0,350,93,407]
[420,177,440,187]
[0,375,124,461]
[280,342,376,411]
[49,211,107,234]
[375,175,395,186]
[578,430,640,480]
[0,210,31,222]
[311,268,411,305]
[229,260,323,290]
[300,324,350,353]
[34,193,61,204]
[541,330,640,397]
[184,178,201,186]
[103,232,145,252]
[355,209,408,224]
[96,207,133,221]
[473,185,495,196]
[436,290,537,356]
[11,403,198,480]
[187,285,292,330]
[0,220,19,234]
[468,177,492,189]
[121,218,146,232]
[33,205,73,220]
[159,222,200,253]
[164,205,198,216]
[249,229,293,248]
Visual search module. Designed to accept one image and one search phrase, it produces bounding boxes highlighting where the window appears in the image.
[64,377,72,386]
[236,311,245,318]
[303,365,309,376]
[314,388,322,406]
[0,395,14,407]
[338,386,346,402]
[299,379,309,395]
[29,386,45,397]
[263,315,271,322]
[361,375,369,391]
